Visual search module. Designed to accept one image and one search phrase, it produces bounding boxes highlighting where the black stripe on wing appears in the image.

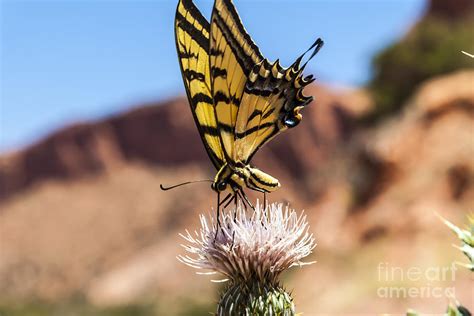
[220,0,262,62]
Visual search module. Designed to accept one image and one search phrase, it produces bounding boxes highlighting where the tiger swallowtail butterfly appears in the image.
[172,0,323,209]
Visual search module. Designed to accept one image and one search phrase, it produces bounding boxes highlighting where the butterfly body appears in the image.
[212,162,280,194]
[174,0,323,200]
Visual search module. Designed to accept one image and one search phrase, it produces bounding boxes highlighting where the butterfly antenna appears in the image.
[160,179,213,191]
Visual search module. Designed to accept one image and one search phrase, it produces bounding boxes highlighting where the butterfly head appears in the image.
[211,180,228,192]
[212,163,246,193]
[212,163,234,192]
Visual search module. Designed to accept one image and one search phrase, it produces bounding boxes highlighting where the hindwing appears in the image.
[233,39,324,164]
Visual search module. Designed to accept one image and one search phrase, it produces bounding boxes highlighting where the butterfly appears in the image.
[173,0,323,208]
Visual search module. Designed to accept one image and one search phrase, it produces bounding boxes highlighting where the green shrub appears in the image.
[365,14,474,123]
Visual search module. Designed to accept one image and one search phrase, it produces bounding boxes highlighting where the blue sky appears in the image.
[0,0,426,152]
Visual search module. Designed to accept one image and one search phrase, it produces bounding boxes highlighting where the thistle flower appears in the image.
[178,202,316,315]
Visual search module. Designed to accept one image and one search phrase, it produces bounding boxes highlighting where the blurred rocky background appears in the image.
[0,0,473,315]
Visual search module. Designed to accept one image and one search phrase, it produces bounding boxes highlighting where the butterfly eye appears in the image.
[217,182,227,191]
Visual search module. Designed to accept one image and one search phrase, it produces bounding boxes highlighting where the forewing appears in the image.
[175,0,225,169]
[234,39,324,164]
[209,0,263,160]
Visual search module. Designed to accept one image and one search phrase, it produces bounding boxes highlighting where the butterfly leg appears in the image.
[235,190,246,212]
[234,190,244,211]
[223,192,236,209]
[224,193,237,223]
[219,192,233,209]
[222,192,237,248]
[214,191,221,240]
[262,191,268,227]
[263,191,267,211]
[239,188,255,211]
[233,193,238,222]
[232,193,238,249]
[221,192,238,230]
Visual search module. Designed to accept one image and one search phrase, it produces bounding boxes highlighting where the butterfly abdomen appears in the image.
[245,166,280,193]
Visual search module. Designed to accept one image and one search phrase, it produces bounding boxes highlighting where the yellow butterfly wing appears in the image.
[175,0,324,172]
[209,0,263,161]
[175,0,225,169]
[233,39,324,164]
